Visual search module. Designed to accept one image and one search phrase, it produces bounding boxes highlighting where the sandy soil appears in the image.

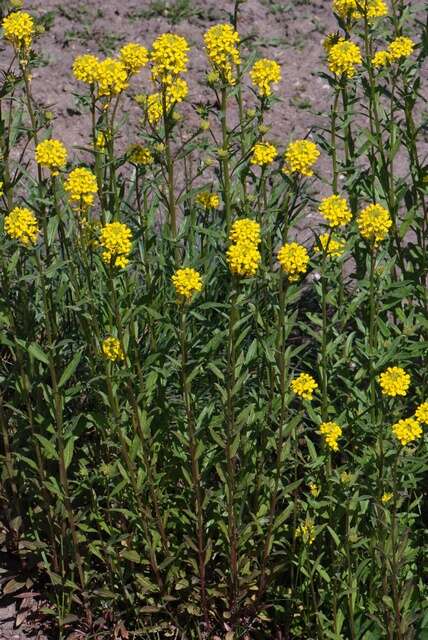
[19,0,340,151]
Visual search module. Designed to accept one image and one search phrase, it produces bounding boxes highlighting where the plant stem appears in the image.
[221,87,232,234]
[179,307,209,627]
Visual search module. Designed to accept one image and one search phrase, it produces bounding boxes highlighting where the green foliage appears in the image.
[0,1,427,639]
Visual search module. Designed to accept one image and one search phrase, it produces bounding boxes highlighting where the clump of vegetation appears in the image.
[0,0,427,638]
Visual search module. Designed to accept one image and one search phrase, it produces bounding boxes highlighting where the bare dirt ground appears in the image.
[0,0,427,637]
[20,0,342,150]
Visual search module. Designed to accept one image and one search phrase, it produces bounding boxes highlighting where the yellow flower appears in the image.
[72,54,100,84]
[99,221,132,268]
[146,93,163,125]
[357,203,392,245]
[372,50,391,68]
[226,242,261,277]
[296,518,316,545]
[35,139,68,175]
[381,492,393,504]
[96,132,107,150]
[291,373,319,401]
[119,42,149,75]
[318,233,345,258]
[309,482,320,498]
[332,0,388,20]
[96,58,128,97]
[128,144,154,165]
[172,267,203,301]
[151,33,189,84]
[146,80,189,124]
[64,167,98,208]
[2,11,34,50]
[319,194,352,227]
[102,336,124,362]
[392,418,422,446]
[328,40,362,78]
[229,219,261,245]
[249,58,281,97]
[378,367,411,397]
[165,78,188,104]
[4,206,39,246]
[387,36,414,61]
[250,142,278,166]
[196,192,220,209]
[204,24,240,86]
[415,402,428,424]
[320,421,342,451]
[277,242,309,282]
[340,471,352,484]
[283,140,320,177]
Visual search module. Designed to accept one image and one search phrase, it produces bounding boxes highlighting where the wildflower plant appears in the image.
[0,2,426,640]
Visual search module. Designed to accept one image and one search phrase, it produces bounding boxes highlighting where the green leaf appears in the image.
[28,342,49,365]
[58,351,83,388]
[120,549,141,563]
[63,437,76,470]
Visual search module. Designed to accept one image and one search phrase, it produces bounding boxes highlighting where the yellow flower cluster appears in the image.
[35,139,68,175]
[2,11,34,50]
[229,219,261,245]
[96,58,128,97]
[296,519,315,545]
[226,244,261,277]
[96,132,107,150]
[378,366,411,397]
[319,194,352,227]
[4,206,39,246]
[119,43,149,75]
[415,402,428,424]
[146,93,163,125]
[372,50,392,68]
[166,77,189,103]
[196,192,220,209]
[388,36,414,61]
[340,471,352,484]
[227,219,261,277]
[357,203,392,245]
[332,0,388,20]
[319,233,345,258]
[320,421,342,451]
[291,373,319,401]
[277,242,309,282]
[249,58,281,97]
[128,144,154,165]
[102,336,124,362]
[73,54,100,84]
[172,267,203,301]
[146,79,189,124]
[328,40,362,78]
[150,33,189,85]
[283,140,320,177]
[204,24,241,86]
[72,55,128,97]
[392,418,422,446]
[373,37,415,68]
[309,482,320,497]
[381,492,393,504]
[64,167,98,208]
[99,222,132,268]
[250,142,278,166]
